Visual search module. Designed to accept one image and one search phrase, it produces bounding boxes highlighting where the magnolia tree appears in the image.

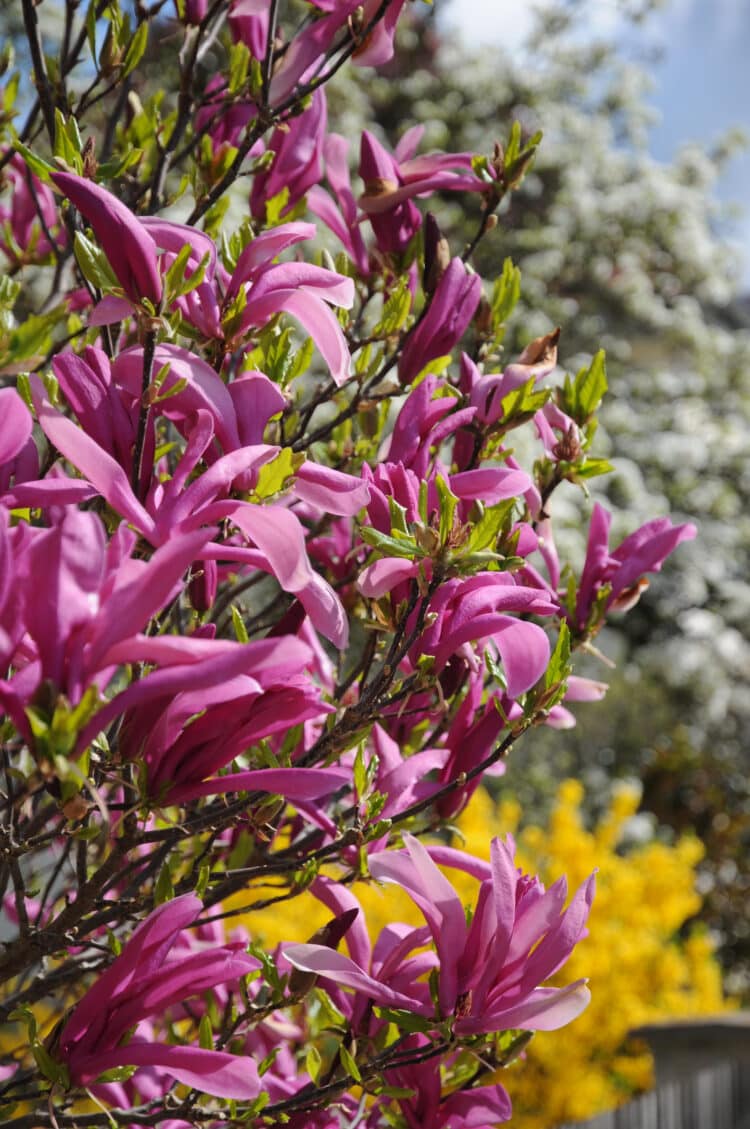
[0,3,697,1126]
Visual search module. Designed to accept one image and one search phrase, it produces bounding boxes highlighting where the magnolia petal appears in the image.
[164,765,349,805]
[0,388,33,465]
[458,980,592,1036]
[284,944,419,1011]
[80,1043,261,1100]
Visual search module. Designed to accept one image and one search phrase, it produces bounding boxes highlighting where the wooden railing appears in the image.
[559,1016,750,1129]
[559,1059,750,1129]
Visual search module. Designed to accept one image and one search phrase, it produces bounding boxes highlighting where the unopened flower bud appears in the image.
[81,137,97,179]
[552,424,582,463]
[422,211,451,295]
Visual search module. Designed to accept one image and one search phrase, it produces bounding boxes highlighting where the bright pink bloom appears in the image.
[359,127,484,214]
[0,388,39,504]
[575,502,697,631]
[228,0,269,60]
[308,133,370,274]
[116,636,344,803]
[251,88,327,219]
[411,573,557,698]
[51,172,162,306]
[0,153,64,264]
[358,128,484,255]
[286,835,594,1037]
[380,1036,512,1128]
[58,894,261,1098]
[398,258,482,384]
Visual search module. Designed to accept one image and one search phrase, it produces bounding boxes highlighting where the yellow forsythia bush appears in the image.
[481,781,728,1127]
[240,780,727,1128]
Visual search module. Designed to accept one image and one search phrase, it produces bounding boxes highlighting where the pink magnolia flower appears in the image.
[58,894,261,1098]
[116,636,347,804]
[0,153,65,264]
[251,88,328,220]
[265,2,363,105]
[411,573,557,698]
[1,508,215,708]
[307,133,370,274]
[358,128,484,255]
[228,0,269,61]
[575,502,697,632]
[51,172,162,307]
[379,1035,512,1128]
[32,374,350,646]
[466,331,561,429]
[398,258,482,384]
[286,834,595,1038]
[0,387,40,505]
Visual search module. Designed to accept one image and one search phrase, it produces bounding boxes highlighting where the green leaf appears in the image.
[202,196,231,242]
[435,473,458,546]
[372,276,412,336]
[305,1045,322,1085]
[228,41,251,94]
[154,862,174,906]
[388,496,410,535]
[562,349,608,424]
[573,457,614,480]
[195,862,210,900]
[463,499,515,555]
[491,257,522,325]
[339,1044,361,1083]
[198,1014,214,1051]
[122,21,148,77]
[258,1047,280,1076]
[53,109,83,172]
[353,744,367,800]
[265,186,290,227]
[359,525,421,560]
[231,605,249,644]
[32,1041,65,1085]
[73,231,120,292]
[253,448,303,500]
[545,622,571,691]
[12,137,55,182]
[373,1007,435,1034]
[93,1064,137,1083]
[97,147,143,179]
[500,377,551,425]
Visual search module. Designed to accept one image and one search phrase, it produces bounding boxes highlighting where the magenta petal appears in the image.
[247,289,353,386]
[60,895,201,1049]
[284,944,419,1011]
[231,503,347,647]
[458,981,592,1036]
[83,1043,261,1099]
[31,377,155,536]
[90,529,214,662]
[444,1084,512,1126]
[295,462,370,515]
[0,388,33,465]
[51,172,162,305]
[88,294,134,325]
[358,557,421,598]
[450,467,532,504]
[164,765,348,805]
[494,617,551,698]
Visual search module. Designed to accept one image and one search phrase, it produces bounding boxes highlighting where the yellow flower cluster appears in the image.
[239,779,726,1128]
[472,781,727,1129]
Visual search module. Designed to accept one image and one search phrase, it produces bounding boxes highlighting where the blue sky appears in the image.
[444,0,750,284]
